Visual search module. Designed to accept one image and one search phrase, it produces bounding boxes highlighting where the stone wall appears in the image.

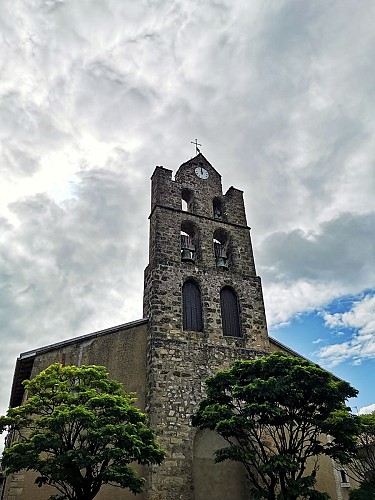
[145,327,268,499]
[144,155,270,499]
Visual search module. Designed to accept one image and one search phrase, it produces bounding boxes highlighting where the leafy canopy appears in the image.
[348,411,375,499]
[0,363,165,500]
[192,352,359,500]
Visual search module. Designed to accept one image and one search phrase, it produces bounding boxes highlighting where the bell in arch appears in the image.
[214,241,228,269]
[181,248,194,261]
[181,233,195,263]
[216,256,227,268]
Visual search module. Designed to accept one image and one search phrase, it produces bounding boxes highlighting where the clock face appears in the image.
[195,166,209,179]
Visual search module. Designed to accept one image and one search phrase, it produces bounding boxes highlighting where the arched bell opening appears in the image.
[181,221,199,263]
[213,197,225,219]
[213,228,231,269]
[182,188,194,213]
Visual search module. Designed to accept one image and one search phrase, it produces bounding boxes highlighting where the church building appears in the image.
[2,154,353,499]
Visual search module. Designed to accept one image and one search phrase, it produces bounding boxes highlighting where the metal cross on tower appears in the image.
[191,139,202,154]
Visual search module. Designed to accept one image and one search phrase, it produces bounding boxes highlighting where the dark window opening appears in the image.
[182,188,194,213]
[213,198,224,219]
[220,286,241,337]
[340,470,349,484]
[183,280,203,332]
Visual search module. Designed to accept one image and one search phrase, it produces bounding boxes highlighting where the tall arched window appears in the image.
[220,286,241,337]
[183,280,203,332]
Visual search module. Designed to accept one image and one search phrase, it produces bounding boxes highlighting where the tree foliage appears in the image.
[349,482,375,500]
[348,411,375,499]
[192,352,359,500]
[0,364,165,500]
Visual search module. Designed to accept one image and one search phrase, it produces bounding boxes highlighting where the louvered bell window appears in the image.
[220,286,241,337]
[183,280,203,332]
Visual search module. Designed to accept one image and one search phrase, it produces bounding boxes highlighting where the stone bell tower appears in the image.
[143,153,270,500]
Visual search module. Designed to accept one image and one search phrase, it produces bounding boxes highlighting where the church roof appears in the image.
[269,336,311,362]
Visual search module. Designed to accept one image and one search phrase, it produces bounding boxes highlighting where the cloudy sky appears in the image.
[1,0,374,437]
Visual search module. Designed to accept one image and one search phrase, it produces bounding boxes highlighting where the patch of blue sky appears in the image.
[269,289,375,413]
[269,309,330,361]
[320,289,374,316]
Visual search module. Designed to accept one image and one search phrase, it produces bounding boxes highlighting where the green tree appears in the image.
[348,411,375,499]
[0,363,165,500]
[349,481,375,500]
[192,352,359,500]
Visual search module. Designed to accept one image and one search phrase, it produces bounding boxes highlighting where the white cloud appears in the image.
[259,213,375,325]
[323,296,375,335]
[263,279,348,326]
[316,295,375,366]
[0,167,148,419]
[0,0,374,431]
[359,403,375,415]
